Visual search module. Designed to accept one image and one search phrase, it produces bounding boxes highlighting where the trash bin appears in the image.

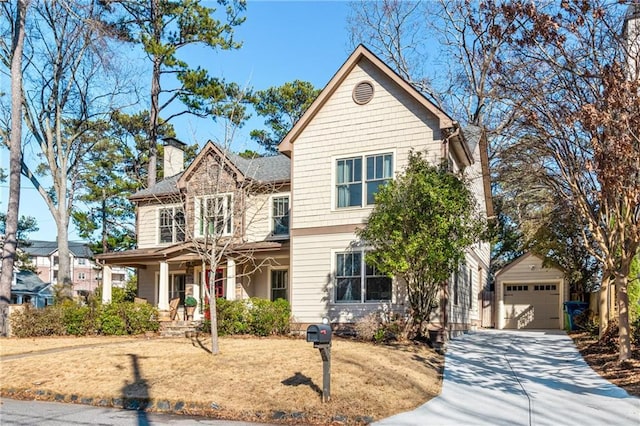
[564,301,589,331]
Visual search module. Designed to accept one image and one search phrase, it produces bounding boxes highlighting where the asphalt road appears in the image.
[0,398,270,426]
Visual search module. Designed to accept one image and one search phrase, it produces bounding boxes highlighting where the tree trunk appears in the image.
[147,0,161,188]
[615,273,631,361]
[598,273,611,339]
[0,0,29,336]
[208,269,219,355]
[55,212,72,299]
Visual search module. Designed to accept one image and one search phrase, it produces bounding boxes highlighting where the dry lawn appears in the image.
[0,335,443,424]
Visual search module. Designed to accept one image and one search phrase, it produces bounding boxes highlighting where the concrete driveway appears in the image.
[375,329,640,426]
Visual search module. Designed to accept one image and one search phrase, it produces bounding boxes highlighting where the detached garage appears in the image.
[496,252,567,330]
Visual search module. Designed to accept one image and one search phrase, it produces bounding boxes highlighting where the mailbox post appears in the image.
[306,324,332,402]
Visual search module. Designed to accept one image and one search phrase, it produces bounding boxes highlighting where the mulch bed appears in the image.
[570,330,640,397]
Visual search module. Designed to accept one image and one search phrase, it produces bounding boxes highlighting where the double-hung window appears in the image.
[366,153,393,204]
[336,153,392,208]
[197,194,233,237]
[336,157,362,208]
[159,206,185,244]
[335,251,391,303]
[272,196,290,236]
[271,269,288,301]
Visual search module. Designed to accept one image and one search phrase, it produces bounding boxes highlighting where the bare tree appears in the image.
[0,0,134,297]
[492,1,640,360]
[0,0,30,336]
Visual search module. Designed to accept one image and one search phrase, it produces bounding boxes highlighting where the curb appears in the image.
[0,388,374,425]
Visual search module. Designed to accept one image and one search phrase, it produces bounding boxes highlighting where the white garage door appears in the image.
[503,283,560,329]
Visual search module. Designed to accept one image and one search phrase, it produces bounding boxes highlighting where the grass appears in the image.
[0,335,443,424]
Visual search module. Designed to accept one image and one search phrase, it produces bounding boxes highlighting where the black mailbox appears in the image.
[306,324,332,344]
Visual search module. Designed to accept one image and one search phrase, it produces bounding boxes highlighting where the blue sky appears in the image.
[1,0,355,242]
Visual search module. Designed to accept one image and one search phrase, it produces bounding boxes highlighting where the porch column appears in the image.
[101,264,112,304]
[226,259,236,301]
[159,261,169,311]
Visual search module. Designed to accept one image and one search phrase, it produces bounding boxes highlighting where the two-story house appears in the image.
[97,45,492,332]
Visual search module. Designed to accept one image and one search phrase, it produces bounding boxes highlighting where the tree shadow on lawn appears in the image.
[281,372,322,398]
[190,334,212,354]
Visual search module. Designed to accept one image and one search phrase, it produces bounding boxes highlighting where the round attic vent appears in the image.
[353,81,374,105]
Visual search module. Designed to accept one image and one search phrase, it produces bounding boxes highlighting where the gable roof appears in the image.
[178,141,290,189]
[12,270,51,294]
[495,252,564,278]
[130,141,291,201]
[22,240,93,258]
[279,44,458,156]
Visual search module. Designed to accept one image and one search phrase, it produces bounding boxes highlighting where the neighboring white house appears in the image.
[495,252,567,330]
[97,45,493,333]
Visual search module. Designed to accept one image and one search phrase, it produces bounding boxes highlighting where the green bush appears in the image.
[60,301,96,336]
[10,299,158,337]
[98,303,127,335]
[97,302,159,335]
[202,298,291,336]
[123,302,159,334]
[10,305,65,337]
[247,298,290,336]
[216,298,251,335]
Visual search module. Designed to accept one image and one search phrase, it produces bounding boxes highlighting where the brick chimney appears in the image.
[163,137,186,177]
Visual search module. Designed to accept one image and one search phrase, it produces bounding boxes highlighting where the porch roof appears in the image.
[96,240,287,267]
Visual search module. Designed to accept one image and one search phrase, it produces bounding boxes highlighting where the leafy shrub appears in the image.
[97,302,159,335]
[216,298,251,335]
[123,302,159,334]
[249,298,291,336]
[10,305,65,337]
[98,303,127,335]
[202,298,290,336]
[60,301,96,336]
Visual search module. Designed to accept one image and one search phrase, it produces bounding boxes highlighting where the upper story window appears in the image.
[159,206,185,244]
[77,258,86,265]
[336,153,393,208]
[335,250,391,303]
[196,194,233,238]
[53,256,59,266]
[272,196,290,236]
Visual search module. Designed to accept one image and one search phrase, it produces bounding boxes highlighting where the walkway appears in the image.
[375,329,640,426]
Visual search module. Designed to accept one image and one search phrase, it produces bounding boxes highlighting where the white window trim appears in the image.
[331,148,396,211]
[268,267,289,301]
[194,193,234,238]
[331,247,393,304]
[269,193,291,237]
[156,203,185,245]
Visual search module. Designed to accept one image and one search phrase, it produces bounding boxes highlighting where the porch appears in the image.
[96,241,290,323]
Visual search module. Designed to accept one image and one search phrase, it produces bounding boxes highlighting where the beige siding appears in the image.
[244,191,290,242]
[137,266,159,304]
[292,59,443,232]
[136,203,162,248]
[291,232,406,324]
